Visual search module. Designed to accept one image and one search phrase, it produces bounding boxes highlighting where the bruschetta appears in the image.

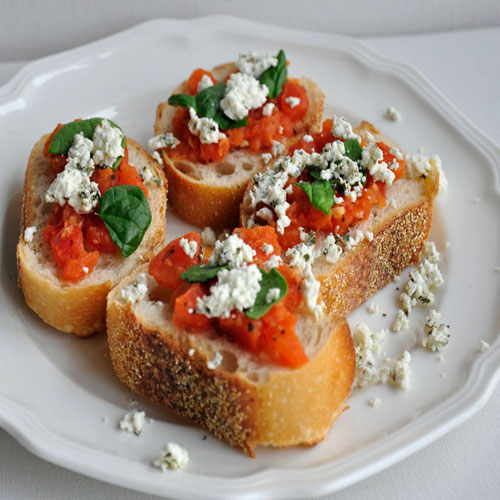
[240,117,442,317]
[153,49,324,229]
[106,226,355,456]
[17,118,167,337]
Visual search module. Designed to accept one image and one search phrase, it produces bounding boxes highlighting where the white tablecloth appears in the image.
[1,24,499,500]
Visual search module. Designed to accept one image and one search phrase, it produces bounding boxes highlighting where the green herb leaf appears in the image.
[344,138,363,161]
[246,268,288,319]
[47,117,125,170]
[305,165,323,180]
[297,180,334,215]
[168,83,247,130]
[98,185,151,258]
[259,49,287,99]
[180,263,229,283]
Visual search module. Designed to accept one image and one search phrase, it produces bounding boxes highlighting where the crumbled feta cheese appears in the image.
[261,243,274,255]
[368,396,381,408]
[92,119,124,168]
[256,207,274,222]
[220,72,268,121]
[479,340,490,352]
[271,140,285,157]
[285,96,300,108]
[392,309,409,332]
[24,226,37,243]
[320,234,343,264]
[200,227,216,247]
[422,309,450,352]
[121,273,148,305]
[206,352,223,370]
[188,107,226,144]
[266,287,281,303]
[262,102,275,116]
[353,322,387,354]
[303,134,313,143]
[197,74,214,93]
[364,231,374,242]
[179,237,198,259]
[343,229,365,250]
[208,234,255,268]
[430,154,448,193]
[389,147,404,161]
[381,351,411,390]
[188,348,195,356]
[154,443,189,471]
[236,51,278,78]
[367,303,379,314]
[119,409,146,435]
[262,152,273,164]
[385,106,402,122]
[390,198,397,208]
[364,130,376,142]
[82,266,89,274]
[361,142,395,186]
[301,265,322,317]
[148,133,179,150]
[67,133,94,172]
[354,348,378,389]
[152,151,164,165]
[263,254,283,270]
[332,116,360,140]
[286,242,315,271]
[140,165,163,186]
[406,153,432,179]
[197,265,262,318]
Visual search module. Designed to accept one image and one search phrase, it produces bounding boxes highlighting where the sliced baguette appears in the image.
[240,121,440,317]
[17,135,167,337]
[106,268,355,456]
[154,62,324,230]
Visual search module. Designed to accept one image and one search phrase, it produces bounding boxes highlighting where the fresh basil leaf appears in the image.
[181,263,229,283]
[297,180,334,215]
[344,138,363,162]
[168,83,246,130]
[98,185,151,258]
[246,268,288,320]
[259,49,287,99]
[48,117,125,170]
[168,93,196,109]
[305,165,323,180]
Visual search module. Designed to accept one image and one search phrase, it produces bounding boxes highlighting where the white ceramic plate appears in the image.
[0,16,499,500]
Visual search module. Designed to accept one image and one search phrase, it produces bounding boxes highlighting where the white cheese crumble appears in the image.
[152,151,164,165]
[392,309,409,332]
[154,443,189,471]
[381,351,411,390]
[179,237,198,259]
[421,309,450,352]
[148,133,180,150]
[197,265,262,318]
[263,254,283,270]
[303,134,313,142]
[220,72,268,121]
[23,226,37,243]
[266,287,281,303]
[119,409,146,435]
[479,340,490,352]
[353,322,387,355]
[368,396,381,408]
[271,140,285,157]
[367,303,379,314]
[188,348,195,356]
[188,107,226,144]
[92,119,125,169]
[361,142,395,186]
[262,102,275,116]
[385,106,402,122]
[82,266,89,274]
[197,74,214,93]
[390,198,397,208]
[343,229,365,250]
[332,115,361,141]
[121,273,148,305]
[430,154,448,193]
[208,234,255,268]
[389,147,404,161]
[140,166,163,186]
[285,96,300,108]
[236,51,278,78]
[256,207,274,222]
[206,352,223,370]
[320,234,343,264]
[261,243,274,255]
[262,152,273,164]
[200,227,216,247]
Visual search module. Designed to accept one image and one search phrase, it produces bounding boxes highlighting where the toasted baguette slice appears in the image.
[154,62,324,230]
[107,268,355,456]
[17,136,167,337]
[240,121,440,317]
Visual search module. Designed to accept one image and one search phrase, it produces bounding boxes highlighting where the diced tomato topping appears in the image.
[172,283,212,331]
[277,79,309,121]
[116,159,148,198]
[231,226,281,265]
[149,233,203,290]
[83,214,118,253]
[217,312,264,352]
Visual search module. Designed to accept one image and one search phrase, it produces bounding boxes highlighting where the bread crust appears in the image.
[106,271,355,456]
[17,135,167,337]
[154,63,324,229]
[239,122,440,316]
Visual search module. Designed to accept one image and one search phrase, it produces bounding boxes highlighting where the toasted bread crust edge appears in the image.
[106,294,355,456]
[17,136,167,337]
[155,66,324,229]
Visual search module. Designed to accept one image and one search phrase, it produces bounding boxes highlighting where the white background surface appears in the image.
[1,2,499,499]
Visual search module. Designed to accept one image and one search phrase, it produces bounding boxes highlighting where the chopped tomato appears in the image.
[277,79,309,121]
[187,69,216,95]
[231,226,281,265]
[149,233,203,290]
[217,312,263,352]
[173,283,212,331]
[116,157,148,198]
[83,214,118,253]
